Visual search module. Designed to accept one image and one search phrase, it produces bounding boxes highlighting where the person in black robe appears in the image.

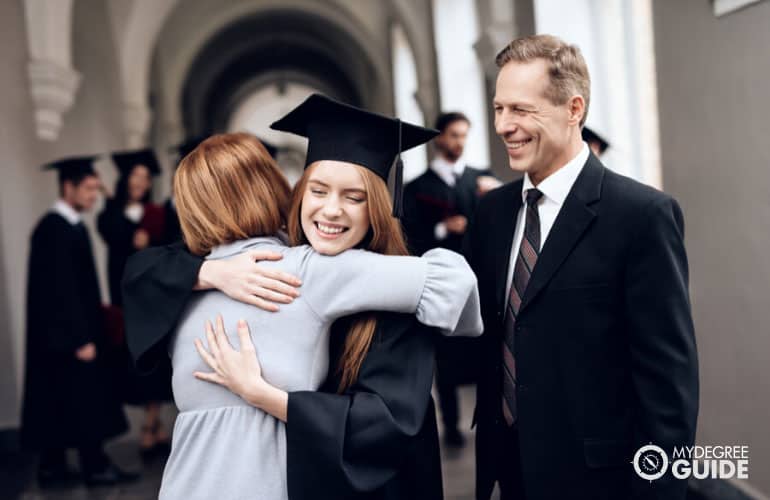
[21,157,135,487]
[97,148,172,459]
[98,149,165,307]
[402,111,500,447]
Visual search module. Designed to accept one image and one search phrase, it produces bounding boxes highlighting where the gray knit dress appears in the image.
[159,236,482,500]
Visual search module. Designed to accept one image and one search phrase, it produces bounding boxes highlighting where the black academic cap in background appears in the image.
[258,138,278,159]
[111,148,161,177]
[270,93,438,216]
[43,155,98,183]
[581,126,610,154]
[173,136,207,159]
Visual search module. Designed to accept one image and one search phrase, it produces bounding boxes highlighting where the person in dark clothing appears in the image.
[402,111,501,447]
[469,34,698,500]
[97,148,172,459]
[21,156,135,487]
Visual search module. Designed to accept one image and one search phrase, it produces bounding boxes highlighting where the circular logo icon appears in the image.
[633,444,669,481]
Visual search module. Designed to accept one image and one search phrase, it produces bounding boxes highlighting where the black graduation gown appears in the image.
[161,198,183,245]
[286,313,443,500]
[402,166,491,256]
[402,167,490,387]
[97,200,173,404]
[97,199,142,307]
[122,246,444,499]
[21,213,128,450]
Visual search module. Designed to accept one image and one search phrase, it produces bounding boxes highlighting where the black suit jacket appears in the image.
[464,153,699,500]
[403,166,491,255]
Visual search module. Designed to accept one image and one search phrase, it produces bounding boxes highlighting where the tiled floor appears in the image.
[4,386,485,500]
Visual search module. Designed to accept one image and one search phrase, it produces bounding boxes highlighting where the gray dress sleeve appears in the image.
[300,247,481,336]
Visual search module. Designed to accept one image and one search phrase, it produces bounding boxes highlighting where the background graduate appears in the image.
[402,111,500,447]
[97,148,172,459]
[21,157,134,487]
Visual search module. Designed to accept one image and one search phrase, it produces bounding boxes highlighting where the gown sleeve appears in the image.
[286,313,440,499]
[97,200,137,249]
[121,242,204,371]
[302,247,482,336]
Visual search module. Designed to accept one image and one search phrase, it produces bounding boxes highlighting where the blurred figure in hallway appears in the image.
[21,157,135,487]
[97,149,172,460]
[581,126,609,158]
[403,111,501,447]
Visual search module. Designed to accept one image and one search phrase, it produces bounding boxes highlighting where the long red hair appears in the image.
[287,163,408,392]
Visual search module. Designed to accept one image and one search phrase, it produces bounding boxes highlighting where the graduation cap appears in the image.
[270,93,438,217]
[259,138,278,159]
[172,136,207,159]
[582,126,610,154]
[43,155,98,184]
[111,148,161,177]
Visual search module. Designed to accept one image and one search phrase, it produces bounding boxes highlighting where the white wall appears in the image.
[653,0,770,495]
[534,0,661,187]
[392,23,429,182]
[432,0,491,170]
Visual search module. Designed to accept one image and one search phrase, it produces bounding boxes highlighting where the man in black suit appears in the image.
[403,112,500,447]
[465,34,699,500]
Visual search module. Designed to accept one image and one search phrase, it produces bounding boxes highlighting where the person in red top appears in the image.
[97,148,171,459]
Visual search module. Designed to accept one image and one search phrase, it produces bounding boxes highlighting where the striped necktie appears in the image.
[502,188,543,426]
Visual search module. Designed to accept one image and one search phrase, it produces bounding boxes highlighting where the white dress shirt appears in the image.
[52,199,82,225]
[504,142,590,303]
[430,156,466,188]
[430,156,467,240]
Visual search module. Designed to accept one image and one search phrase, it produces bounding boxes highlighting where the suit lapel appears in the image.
[492,182,523,316]
[519,154,604,312]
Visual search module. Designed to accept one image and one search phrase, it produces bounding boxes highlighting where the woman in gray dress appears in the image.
[143,113,481,499]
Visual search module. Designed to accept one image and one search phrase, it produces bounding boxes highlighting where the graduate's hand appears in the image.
[476,175,502,195]
[133,229,150,250]
[193,316,288,421]
[75,342,97,362]
[444,215,468,234]
[197,251,301,312]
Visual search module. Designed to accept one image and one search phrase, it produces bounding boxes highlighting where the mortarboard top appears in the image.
[582,126,610,154]
[111,148,161,177]
[172,136,207,159]
[270,93,438,217]
[259,138,278,159]
[43,155,98,183]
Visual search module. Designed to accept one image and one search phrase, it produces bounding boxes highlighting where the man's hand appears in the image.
[133,229,150,250]
[197,251,302,312]
[75,342,97,362]
[476,175,503,196]
[444,215,468,235]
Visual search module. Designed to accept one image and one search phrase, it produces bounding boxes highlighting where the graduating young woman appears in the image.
[123,96,481,500]
[97,149,172,458]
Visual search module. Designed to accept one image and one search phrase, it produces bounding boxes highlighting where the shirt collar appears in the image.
[206,234,288,260]
[52,199,82,225]
[430,156,466,183]
[522,142,590,206]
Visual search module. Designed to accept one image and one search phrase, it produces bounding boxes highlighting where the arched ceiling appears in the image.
[181,9,375,135]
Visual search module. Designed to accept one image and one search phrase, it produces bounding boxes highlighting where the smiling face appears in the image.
[127,164,152,202]
[494,59,584,185]
[435,119,470,162]
[300,161,371,256]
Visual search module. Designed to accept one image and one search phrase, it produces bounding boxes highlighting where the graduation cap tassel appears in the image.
[392,119,404,218]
